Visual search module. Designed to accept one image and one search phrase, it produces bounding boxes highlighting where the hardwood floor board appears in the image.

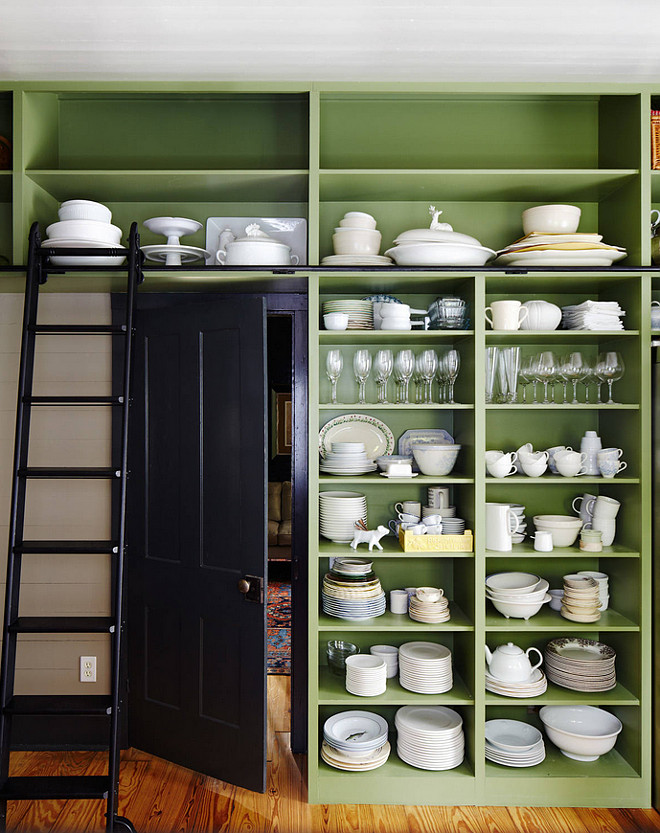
[186,779,238,833]
[607,808,660,832]
[219,779,272,833]
[571,807,630,833]
[267,675,291,734]
[508,806,597,833]
[267,731,309,833]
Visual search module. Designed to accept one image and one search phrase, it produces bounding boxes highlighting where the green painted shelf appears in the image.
[485,404,639,410]
[485,331,639,344]
[484,744,639,779]
[319,474,474,485]
[318,538,473,558]
[318,403,474,410]
[484,679,639,707]
[485,606,638,632]
[318,666,473,705]
[483,542,638,558]
[318,606,474,632]
[319,331,474,344]
[484,476,639,485]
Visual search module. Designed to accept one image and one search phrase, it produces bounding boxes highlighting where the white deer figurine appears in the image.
[350,520,389,552]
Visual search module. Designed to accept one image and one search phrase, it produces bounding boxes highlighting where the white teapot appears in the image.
[484,642,543,682]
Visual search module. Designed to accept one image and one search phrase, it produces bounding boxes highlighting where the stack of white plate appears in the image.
[322,300,374,329]
[321,254,393,266]
[485,719,545,767]
[319,491,367,543]
[41,200,126,266]
[544,637,616,692]
[398,642,453,694]
[441,517,466,535]
[319,442,377,476]
[395,706,464,771]
[322,710,390,771]
[345,655,387,696]
[321,567,386,621]
[408,589,451,624]
[331,557,373,575]
[485,667,548,698]
[370,645,399,678]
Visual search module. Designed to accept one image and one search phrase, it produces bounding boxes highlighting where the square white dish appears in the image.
[205,217,307,266]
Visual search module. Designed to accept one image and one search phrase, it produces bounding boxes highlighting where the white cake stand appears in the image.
[142,216,209,266]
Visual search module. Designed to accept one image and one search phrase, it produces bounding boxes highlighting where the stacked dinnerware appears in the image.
[319,491,367,543]
[322,710,390,771]
[398,642,453,694]
[509,503,526,544]
[345,654,387,696]
[544,637,616,692]
[322,299,374,329]
[42,199,126,266]
[485,572,551,620]
[577,570,609,610]
[485,720,546,767]
[395,705,464,770]
[322,211,393,267]
[319,441,376,476]
[408,588,451,624]
[561,574,601,623]
[321,561,386,621]
[370,645,398,678]
[441,517,466,535]
[485,667,547,698]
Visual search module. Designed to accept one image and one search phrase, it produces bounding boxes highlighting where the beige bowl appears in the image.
[332,228,382,256]
[522,204,581,235]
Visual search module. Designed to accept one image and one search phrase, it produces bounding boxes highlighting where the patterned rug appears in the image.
[267,579,291,675]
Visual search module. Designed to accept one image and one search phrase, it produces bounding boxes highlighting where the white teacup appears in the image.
[397,511,420,523]
[520,457,548,477]
[555,449,587,477]
[410,523,427,535]
[395,501,421,516]
[424,524,443,534]
[484,300,529,331]
[547,445,571,474]
[599,447,624,460]
[486,450,518,478]
[598,457,627,478]
[422,514,443,526]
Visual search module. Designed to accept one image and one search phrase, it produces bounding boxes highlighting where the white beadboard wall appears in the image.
[0,293,113,695]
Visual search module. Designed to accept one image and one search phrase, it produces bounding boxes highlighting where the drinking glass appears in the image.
[373,349,393,404]
[435,351,448,403]
[325,349,343,405]
[596,351,625,404]
[394,349,414,404]
[500,346,520,403]
[485,347,499,404]
[418,349,438,404]
[353,349,371,404]
[496,351,509,403]
[579,357,596,403]
[443,349,461,404]
[561,351,588,404]
[519,355,535,404]
[536,351,558,405]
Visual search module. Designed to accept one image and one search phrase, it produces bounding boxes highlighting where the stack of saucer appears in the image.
[577,570,609,611]
[370,645,399,678]
[395,706,464,771]
[544,637,616,692]
[345,655,387,696]
[485,667,548,698]
[322,710,390,771]
[561,574,601,623]
[319,491,367,543]
[319,442,377,476]
[510,503,526,544]
[441,517,466,535]
[398,642,453,694]
[322,300,374,329]
[408,587,451,624]
[485,720,545,768]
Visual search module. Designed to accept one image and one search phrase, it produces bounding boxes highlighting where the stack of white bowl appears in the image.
[319,491,367,543]
[533,515,583,548]
[345,654,387,696]
[43,200,126,267]
[322,710,390,771]
[486,572,551,620]
[395,705,464,771]
[577,570,609,610]
[370,645,398,678]
[322,212,392,267]
[319,442,376,476]
[398,642,453,694]
[485,719,546,768]
[560,574,601,623]
[408,587,451,624]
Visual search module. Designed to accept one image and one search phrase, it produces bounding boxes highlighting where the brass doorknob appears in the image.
[238,579,250,594]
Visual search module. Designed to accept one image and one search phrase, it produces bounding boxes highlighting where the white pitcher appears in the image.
[485,503,520,552]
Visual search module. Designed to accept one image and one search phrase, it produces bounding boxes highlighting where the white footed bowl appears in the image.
[539,706,622,761]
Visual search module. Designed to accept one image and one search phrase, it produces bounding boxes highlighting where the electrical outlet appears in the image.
[80,656,97,683]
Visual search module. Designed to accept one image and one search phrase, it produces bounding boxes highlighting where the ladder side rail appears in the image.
[0,224,43,808]
[106,223,141,833]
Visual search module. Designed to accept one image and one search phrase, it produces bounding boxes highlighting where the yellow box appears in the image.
[399,529,473,552]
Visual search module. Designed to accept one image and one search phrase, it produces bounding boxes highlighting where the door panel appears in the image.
[128,297,267,793]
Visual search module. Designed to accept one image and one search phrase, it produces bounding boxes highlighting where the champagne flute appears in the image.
[443,349,461,404]
[373,349,393,403]
[596,351,625,404]
[353,349,371,405]
[419,349,438,405]
[325,349,343,405]
[394,349,415,404]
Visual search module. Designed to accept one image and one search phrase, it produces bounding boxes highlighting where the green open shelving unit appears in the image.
[0,81,656,808]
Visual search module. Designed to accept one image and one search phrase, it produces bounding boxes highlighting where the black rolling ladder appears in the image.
[0,222,143,832]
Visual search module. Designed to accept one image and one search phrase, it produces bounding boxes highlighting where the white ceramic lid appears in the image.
[231,223,290,248]
[394,205,483,247]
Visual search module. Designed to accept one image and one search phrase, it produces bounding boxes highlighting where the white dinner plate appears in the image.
[319,415,395,459]
[495,250,627,267]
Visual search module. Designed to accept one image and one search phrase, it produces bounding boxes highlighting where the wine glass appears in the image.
[561,352,588,404]
[373,349,393,404]
[394,349,414,404]
[353,349,371,404]
[418,349,438,404]
[518,355,534,404]
[325,349,343,405]
[443,349,461,404]
[535,351,558,405]
[596,351,625,404]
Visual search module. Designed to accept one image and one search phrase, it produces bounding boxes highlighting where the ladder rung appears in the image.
[14,541,119,554]
[9,617,115,634]
[18,467,121,479]
[4,695,112,716]
[29,324,126,335]
[24,396,124,406]
[0,775,109,800]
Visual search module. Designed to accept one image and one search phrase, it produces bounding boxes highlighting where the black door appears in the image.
[127,296,267,793]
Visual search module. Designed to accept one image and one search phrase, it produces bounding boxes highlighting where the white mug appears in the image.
[586,517,616,546]
[485,503,520,552]
[428,487,450,509]
[484,300,529,331]
[395,501,421,516]
[390,589,409,614]
[532,530,553,552]
[591,495,621,520]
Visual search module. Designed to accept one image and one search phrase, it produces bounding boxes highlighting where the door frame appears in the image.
[113,290,308,755]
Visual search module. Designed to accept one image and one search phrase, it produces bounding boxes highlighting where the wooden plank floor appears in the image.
[5,676,660,833]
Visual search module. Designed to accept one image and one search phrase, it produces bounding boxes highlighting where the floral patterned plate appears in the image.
[319,414,395,460]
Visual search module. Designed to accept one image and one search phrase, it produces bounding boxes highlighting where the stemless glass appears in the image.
[536,351,558,405]
[373,349,393,404]
[443,349,461,404]
[596,351,625,404]
[485,347,499,404]
[353,349,371,404]
[561,351,588,404]
[394,349,414,404]
[501,346,520,403]
[325,349,343,405]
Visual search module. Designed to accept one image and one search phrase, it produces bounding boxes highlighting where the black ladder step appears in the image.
[29,324,127,335]
[4,695,112,716]
[18,467,121,479]
[24,396,124,406]
[9,617,115,634]
[14,540,119,554]
[0,775,109,800]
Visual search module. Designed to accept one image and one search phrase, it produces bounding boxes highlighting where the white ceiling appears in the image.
[0,0,659,84]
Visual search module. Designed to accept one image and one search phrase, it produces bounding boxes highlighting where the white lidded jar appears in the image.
[580,430,602,476]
